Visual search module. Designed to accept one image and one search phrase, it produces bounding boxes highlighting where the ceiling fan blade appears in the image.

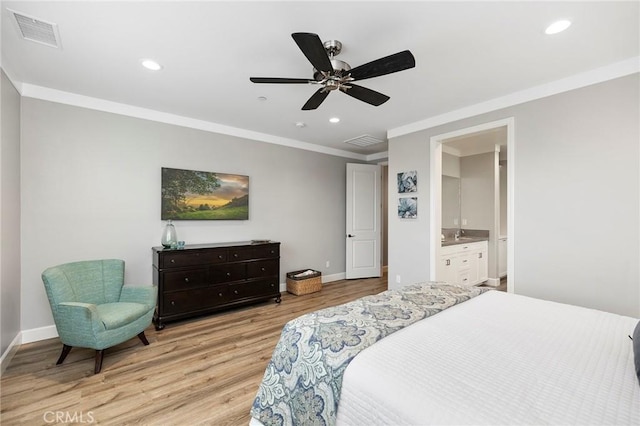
[342,84,390,106]
[292,32,334,73]
[349,50,415,81]
[302,88,330,110]
[250,77,312,84]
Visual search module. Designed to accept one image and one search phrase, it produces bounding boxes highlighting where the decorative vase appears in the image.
[161,220,177,248]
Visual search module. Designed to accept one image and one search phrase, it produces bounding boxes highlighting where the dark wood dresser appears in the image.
[152,241,281,330]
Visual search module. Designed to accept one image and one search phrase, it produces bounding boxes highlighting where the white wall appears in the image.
[20,98,357,334]
[1,70,21,358]
[388,74,639,317]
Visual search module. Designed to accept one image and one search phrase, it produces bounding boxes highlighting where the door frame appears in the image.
[429,117,515,292]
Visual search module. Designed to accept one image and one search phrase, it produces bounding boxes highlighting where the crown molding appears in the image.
[388,56,640,139]
[18,84,368,161]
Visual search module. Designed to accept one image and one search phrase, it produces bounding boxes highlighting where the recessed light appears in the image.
[295,122,306,128]
[329,117,340,123]
[545,20,571,35]
[257,96,267,101]
[141,59,163,71]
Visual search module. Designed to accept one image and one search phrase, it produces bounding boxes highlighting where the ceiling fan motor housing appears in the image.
[313,58,352,83]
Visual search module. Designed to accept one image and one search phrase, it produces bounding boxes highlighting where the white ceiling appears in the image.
[2,1,638,158]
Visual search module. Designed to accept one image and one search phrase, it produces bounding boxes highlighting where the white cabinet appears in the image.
[438,241,488,286]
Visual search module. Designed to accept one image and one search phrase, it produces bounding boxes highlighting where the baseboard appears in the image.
[21,325,58,344]
[0,332,22,375]
[321,272,346,283]
[484,277,501,287]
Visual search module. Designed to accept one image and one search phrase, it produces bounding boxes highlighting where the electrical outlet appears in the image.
[396,275,401,284]
[462,219,468,225]
[325,260,330,268]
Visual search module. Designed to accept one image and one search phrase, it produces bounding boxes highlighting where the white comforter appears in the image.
[336,290,640,425]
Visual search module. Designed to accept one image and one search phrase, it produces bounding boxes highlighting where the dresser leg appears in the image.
[275,295,282,304]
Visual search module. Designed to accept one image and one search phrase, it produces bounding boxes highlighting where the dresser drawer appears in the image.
[161,249,227,268]
[229,279,279,301]
[252,244,280,259]
[163,268,208,291]
[247,259,279,278]
[162,286,230,315]
[210,263,246,283]
[227,247,254,262]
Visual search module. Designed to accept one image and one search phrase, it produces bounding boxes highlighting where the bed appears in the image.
[250,283,640,425]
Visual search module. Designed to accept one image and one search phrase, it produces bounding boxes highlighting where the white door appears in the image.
[346,163,382,279]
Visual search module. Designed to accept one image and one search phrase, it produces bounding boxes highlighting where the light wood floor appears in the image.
[1,276,387,425]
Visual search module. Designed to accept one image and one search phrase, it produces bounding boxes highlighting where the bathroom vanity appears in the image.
[438,239,488,286]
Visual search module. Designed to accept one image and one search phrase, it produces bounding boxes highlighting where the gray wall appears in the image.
[461,152,499,279]
[1,70,21,356]
[20,98,355,333]
[388,74,639,317]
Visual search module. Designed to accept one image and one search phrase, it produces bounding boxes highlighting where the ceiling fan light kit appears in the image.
[250,32,415,110]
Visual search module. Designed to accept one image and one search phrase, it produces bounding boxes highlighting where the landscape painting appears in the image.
[161,167,249,220]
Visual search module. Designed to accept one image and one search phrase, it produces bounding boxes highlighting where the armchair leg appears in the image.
[137,331,150,346]
[94,350,104,374]
[56,344,72,365]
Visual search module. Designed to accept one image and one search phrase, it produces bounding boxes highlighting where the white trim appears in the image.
[8,57,638,162]
[0,333,22,375]
[429,118,515,293]
[484,278,501,287]
[389,57,639,139]
[429,139,442,281]
[19,84,367,161]
[21,324,58,344]
[322,272,346,283]
[365,151,389,162]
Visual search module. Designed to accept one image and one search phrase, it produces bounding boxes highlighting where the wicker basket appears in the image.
[286,269,322,295]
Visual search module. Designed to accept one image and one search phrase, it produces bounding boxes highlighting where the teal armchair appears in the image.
[42,259,156,373]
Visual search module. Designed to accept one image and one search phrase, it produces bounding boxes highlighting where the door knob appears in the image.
[347,234,355,238]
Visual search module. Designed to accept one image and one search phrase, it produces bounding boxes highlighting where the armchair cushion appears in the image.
[96,302,152,330]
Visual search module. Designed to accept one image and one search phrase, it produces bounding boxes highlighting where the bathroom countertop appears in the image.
[442,236,489,247]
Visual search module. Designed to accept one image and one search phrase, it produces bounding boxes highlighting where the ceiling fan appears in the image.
[249,32,416,110]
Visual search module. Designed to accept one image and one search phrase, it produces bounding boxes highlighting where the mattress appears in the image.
[335,290,640,425]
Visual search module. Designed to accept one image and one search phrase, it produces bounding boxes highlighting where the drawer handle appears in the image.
[462,259,468,263]
[170,259,175,263]
[226,272,231,277]
[270,283,275,287]
[184,278,189,283]
[234,290,239,295]
[218,292,223,297]
[171,301,175,306]
[270,250,275,254]
[479,253,483,258]
[446,259,450,266]
[261,267,266,272]
[233,253,239,258]
[218,255,224,259]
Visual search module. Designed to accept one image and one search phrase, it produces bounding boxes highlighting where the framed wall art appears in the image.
[398,197,418,219]
[397,170,417,193]
[161,167,249,220]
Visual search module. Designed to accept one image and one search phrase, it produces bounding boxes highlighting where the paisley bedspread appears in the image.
[250,282,489,426]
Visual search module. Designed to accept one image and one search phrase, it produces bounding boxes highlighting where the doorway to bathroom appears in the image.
[429,118,514,292]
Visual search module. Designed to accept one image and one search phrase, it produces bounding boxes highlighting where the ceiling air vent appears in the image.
[344,134,385,147]
[8,9,61,48]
